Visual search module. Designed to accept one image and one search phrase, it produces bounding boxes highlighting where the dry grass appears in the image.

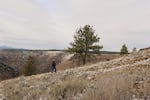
[1,48,150,100]
[57,60,76,71]
[81,65,150,100]
[2,67,150,100]
[2,77,87,100]
[50,79,87,100]
[57,54,120,71]
[81,73,133,100]
[2,65,150,100]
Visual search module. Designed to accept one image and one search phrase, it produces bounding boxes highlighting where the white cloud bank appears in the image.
[0,0,150,51]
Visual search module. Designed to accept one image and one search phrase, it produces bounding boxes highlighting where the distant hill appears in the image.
[0,46,64,51]
[0,46,14,50]
[0,46,119,54]
[101,51,120,54]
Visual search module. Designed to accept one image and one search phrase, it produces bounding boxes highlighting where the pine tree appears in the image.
[68,25,103,65]
[23,56,36,76]
[120,44,129,55]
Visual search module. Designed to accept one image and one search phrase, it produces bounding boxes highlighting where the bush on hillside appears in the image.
[23,56,36,76]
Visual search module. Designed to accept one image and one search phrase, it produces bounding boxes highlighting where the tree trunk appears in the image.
[82,54,86,65]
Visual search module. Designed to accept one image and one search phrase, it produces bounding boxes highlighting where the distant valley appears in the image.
[0,49,120,81]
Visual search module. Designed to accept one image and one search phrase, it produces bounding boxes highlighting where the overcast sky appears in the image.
[0,0,150,51]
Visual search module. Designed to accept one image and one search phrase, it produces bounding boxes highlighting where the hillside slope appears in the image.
[0,48,150,100]
[0,49,120,80]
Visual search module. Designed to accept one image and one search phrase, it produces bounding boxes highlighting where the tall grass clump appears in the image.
[82,74,133,100]
[50,78,87,100]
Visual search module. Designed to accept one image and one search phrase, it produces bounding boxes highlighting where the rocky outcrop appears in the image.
[0,62,19,81]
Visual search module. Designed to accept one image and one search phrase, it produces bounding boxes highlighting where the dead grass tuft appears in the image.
[50,79,86,100]
[82,74,133,100]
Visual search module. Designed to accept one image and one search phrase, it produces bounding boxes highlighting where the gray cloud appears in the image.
[0,0,150,51]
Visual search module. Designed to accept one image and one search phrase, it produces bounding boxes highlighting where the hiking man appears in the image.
[51,59,56,73]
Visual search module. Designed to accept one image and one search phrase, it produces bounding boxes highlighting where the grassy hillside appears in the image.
[0,48,150,100]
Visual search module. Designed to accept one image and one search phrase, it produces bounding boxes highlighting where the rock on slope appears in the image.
[0,48,150,100]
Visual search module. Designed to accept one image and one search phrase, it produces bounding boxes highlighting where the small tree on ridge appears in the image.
[120,44,129,55]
